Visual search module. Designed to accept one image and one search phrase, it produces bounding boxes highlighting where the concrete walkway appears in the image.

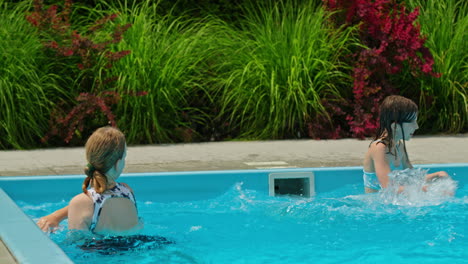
[1,134,467,176]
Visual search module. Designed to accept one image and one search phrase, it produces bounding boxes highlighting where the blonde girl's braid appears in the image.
[82,164,94,194]
[81,126,126,194]
[82,163,108,194]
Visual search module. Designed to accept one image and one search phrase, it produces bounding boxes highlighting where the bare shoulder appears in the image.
[69,193,93,207]
[369,140,386,149]
[369,141,387,155]
[368,141,389,166]
[364,141,387,171]
[68,193,93,230]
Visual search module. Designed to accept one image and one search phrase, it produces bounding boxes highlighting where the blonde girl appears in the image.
[37,126,139,234]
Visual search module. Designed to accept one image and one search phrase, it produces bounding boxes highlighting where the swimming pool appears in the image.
[1,164,467,263]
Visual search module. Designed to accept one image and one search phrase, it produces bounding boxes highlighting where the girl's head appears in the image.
[82,126,126,194]
[375,95,418,154]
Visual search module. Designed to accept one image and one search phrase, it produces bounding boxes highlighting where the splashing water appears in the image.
[380,168,458,206]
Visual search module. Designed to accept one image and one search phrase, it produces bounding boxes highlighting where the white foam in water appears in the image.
[189,226,202,232]
[230,182,255,211]
[380,168,458,206]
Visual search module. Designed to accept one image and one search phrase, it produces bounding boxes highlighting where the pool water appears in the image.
[19,178,467,264]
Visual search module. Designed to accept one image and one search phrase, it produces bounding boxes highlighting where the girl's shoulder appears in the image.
[368,139,391,161]
[369,139,388,151]
[371,138,387,145]
[70,193,93,206]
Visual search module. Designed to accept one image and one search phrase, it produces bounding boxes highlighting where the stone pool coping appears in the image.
[0,188,73,263]
[1,135,467,177]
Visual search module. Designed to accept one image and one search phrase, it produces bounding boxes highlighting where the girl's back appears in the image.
[94,198,139,233]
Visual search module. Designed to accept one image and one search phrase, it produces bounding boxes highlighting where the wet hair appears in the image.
[82,126,126,194]
[374,95,418,158]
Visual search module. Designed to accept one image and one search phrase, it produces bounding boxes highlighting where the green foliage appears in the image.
[156,0,245,23]
[211,1,359,139]
[0,0,465,149]
[0,0,67,149]
[103,0,219,143]
[26,0,133,145]
[404,0,467,133]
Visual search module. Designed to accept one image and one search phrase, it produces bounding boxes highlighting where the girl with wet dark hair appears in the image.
[362,95,449,193]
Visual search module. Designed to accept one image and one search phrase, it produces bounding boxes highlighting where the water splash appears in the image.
[18,179,468,264]
[381,168,457,206]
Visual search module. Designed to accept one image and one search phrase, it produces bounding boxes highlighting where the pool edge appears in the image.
[0,188,73,264]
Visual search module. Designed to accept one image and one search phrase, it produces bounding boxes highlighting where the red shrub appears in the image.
[323,0,439,138]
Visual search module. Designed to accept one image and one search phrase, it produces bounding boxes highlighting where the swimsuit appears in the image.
[87,182,137,232]
[363,140,404,190]
[363,161,404,190]
[80,235,174,255]
[84,184,174,253]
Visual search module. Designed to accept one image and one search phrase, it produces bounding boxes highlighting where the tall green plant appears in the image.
[405,0,467,133]
[213,0,359,139]
[0,1,66,149]
[104,0,219,143]
[26,0,134,145]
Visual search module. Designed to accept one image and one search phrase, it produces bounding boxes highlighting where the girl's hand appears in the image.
[37,215,60,232]
[36,206,69,232]
[425,171,449,181]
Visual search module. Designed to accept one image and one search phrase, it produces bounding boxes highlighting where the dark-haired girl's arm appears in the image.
[425,171,449,181]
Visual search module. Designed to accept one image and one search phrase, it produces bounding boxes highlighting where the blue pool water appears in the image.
[17,174,468,263]
[1,165,467,263]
